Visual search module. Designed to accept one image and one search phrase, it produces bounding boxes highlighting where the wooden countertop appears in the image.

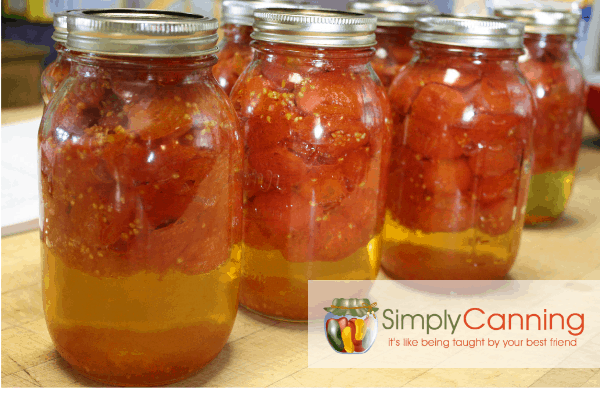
[2,104,600,388]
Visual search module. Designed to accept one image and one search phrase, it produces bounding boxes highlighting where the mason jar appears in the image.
[230,9,392,321]
[324,298,378,354]
[495,8,587,225]
[41,11,70,105]
[383,16,534,280]
[346,0,435,89]
[39,9,243,386]
[212,0,309,95]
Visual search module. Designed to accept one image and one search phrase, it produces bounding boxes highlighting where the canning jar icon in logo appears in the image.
[324,298,378,354]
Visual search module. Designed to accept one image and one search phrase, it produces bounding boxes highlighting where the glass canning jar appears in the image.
[213,0,310,95]
[384,15,535,280]
[41,11,70,105]
[346,1,436,89]
[39,9,243,386]
[230,9,392,321]
[495,8,587,225]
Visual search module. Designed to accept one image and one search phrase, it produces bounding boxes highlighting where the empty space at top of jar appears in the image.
[231,8,392,320]
[213,0,312,95]
[383,15,535,280]
[495,7,586,225]
[346,0,436,89]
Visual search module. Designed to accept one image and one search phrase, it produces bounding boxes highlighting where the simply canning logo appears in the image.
[380,308,585,336]
[323,298,379,354]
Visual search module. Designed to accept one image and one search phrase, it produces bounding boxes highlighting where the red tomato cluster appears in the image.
[40,57,242,277]
[231,45,392,263]
[213,25,254,95]
[520,34,587,174]
[370,26,416,89]
[387,50,533,238]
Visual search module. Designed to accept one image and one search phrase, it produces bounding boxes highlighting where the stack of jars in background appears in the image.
[213,0,312,95]
[346,0,436,89]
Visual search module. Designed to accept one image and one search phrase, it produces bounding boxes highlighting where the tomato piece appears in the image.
[423,158,472,194]
[415,195,474,233]
[296,170,348,207]
[124,88,193,140]
[476,171,519,204]
[295,72,364,119]
[213,43,253,95]
[51,96,101,137]
[389,67,427,117]
[468,141,521,178]
[405,119,464,159]
[247,146,309,192]
[452,112,527,156]
[405,83,466,159]
[313,210,369,262]
[260,58,311,92]
[339,148,370,192]
[424,59,482,89]
[98,96,127,129]
[111,78,157,104]
[231,74,277,115]
[478,197,515,236]
[245,192,317,239]
[386,146,428,223]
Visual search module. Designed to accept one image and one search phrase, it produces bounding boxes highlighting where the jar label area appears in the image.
[308,280,600,368]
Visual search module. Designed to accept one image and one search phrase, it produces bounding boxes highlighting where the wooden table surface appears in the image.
[2,104,600,388]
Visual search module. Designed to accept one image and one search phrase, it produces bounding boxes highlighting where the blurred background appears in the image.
[0,0,596,109]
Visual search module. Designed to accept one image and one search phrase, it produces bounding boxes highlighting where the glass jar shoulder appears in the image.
[41,49,71,105]
[389,55,535,140]
[230,50,391,136]
[520,45,586,98]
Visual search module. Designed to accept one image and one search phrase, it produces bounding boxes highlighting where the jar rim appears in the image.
[346,1,436,27]
[413,14,524,49]
[52,11,69,44]
[494,8,580,35]
[65,8,219,58]
[221,0,311,26]
[251,8,377,48]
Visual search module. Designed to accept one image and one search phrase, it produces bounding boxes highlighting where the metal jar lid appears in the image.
[222,0,311,26]
[494,8,580,35]
[52,11,68,44]
[66,9,219,57]
[252,8,377,48]
[413,15,524,49]
[346,1,436,27]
